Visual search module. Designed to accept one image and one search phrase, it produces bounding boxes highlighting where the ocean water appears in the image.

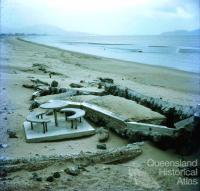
[24,35,200,73]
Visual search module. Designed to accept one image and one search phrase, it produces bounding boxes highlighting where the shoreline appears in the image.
[4,36,200,106]
[18,37,199,75]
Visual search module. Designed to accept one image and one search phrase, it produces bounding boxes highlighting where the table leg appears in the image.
[54,109,58,126]
[43,123,45,133]
[45,123,48,132]
[31,122,33,130]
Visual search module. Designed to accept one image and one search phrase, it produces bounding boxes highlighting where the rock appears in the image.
[59,88,67,93]
[69,83,84,88]
[31,172,38,180]
[36,177,42,181]
[98,83,102,89]
[7,129,18,138]
[39,89,50,96]
[32,172,38,176]
[46,176,54,182]
[99,77,114,84]
[49,87,59,94]
[53,172,60,178]
[97,144,107,150]
[29,100,39,110]
[51,80,58,87]
[64,166,80,176]
[0,169,7,177]
[38,66,47,73]
[96,127,109,142]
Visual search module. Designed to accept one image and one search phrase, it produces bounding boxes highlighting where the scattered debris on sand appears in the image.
[7,129,18,138]
[96,127,109,142]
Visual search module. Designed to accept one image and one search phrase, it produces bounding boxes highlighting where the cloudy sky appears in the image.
[1,0,200,35]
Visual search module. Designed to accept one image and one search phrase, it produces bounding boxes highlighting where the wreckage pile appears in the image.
[22,77,200,155]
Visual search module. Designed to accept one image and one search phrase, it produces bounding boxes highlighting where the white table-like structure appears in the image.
[61,108,86,128]
[24,100,95,142]
[40,100,69,126]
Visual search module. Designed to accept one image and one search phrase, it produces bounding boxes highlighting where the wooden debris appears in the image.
[0,143,142,172]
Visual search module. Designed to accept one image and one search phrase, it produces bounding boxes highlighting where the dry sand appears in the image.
[88,95,165,123]
[0,37,199,190]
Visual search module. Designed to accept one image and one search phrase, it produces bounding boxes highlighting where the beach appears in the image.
[0,37,199,190]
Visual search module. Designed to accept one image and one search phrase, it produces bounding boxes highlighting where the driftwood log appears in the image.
[22,84,36,89]
[0,143,142,172]
[31,79,49,86]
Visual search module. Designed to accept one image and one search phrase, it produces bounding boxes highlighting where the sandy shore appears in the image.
[0,37,199,190]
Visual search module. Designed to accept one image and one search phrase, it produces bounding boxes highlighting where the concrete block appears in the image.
[174,116,194,129]
[24,118,95,143]
[126,122,174,135]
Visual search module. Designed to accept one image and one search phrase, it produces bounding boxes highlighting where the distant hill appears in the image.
[161,29,200,36]
[1,24,91,36]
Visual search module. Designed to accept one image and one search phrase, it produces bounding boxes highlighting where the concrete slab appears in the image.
[174,116,194,129]
[82,102,128,122]
[23,117,95,143]
[126,122,174,135]
[72,87,105,93]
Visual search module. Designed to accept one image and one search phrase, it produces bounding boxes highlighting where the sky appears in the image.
[1,0,200,35]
